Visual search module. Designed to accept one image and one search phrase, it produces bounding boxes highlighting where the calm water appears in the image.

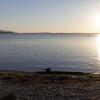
[0,33,100,73]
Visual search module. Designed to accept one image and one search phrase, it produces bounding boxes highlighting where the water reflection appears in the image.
[96,34,100,60]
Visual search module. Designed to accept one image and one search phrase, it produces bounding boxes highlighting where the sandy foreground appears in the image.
[0,71,100,100]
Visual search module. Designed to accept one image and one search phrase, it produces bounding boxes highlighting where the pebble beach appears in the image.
[0,71,100,100]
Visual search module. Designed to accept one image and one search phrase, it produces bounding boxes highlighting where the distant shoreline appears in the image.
[0,32,98,37]
[0,30,99,34]
[0,30,16,34]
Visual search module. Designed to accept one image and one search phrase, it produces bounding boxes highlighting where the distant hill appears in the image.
[0,30,15,34]
[0,30,98,36]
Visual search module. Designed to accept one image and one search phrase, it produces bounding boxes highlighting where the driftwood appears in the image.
[0,93,16,100]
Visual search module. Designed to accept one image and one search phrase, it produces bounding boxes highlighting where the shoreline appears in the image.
[0,70,99,84]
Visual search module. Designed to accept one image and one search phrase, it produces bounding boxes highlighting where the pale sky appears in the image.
[0,0,100,33]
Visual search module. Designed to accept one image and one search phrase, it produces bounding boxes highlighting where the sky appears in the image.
[0,0,100,33]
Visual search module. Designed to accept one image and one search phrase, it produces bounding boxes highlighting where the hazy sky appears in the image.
[0,0,100,33]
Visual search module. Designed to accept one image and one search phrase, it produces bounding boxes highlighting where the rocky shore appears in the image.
[0,71,100,100]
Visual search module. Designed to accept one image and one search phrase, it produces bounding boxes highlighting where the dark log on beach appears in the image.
[0,93,16,100]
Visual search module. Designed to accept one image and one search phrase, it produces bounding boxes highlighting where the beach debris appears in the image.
[0,93,16,100]
[45,68,52,73]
